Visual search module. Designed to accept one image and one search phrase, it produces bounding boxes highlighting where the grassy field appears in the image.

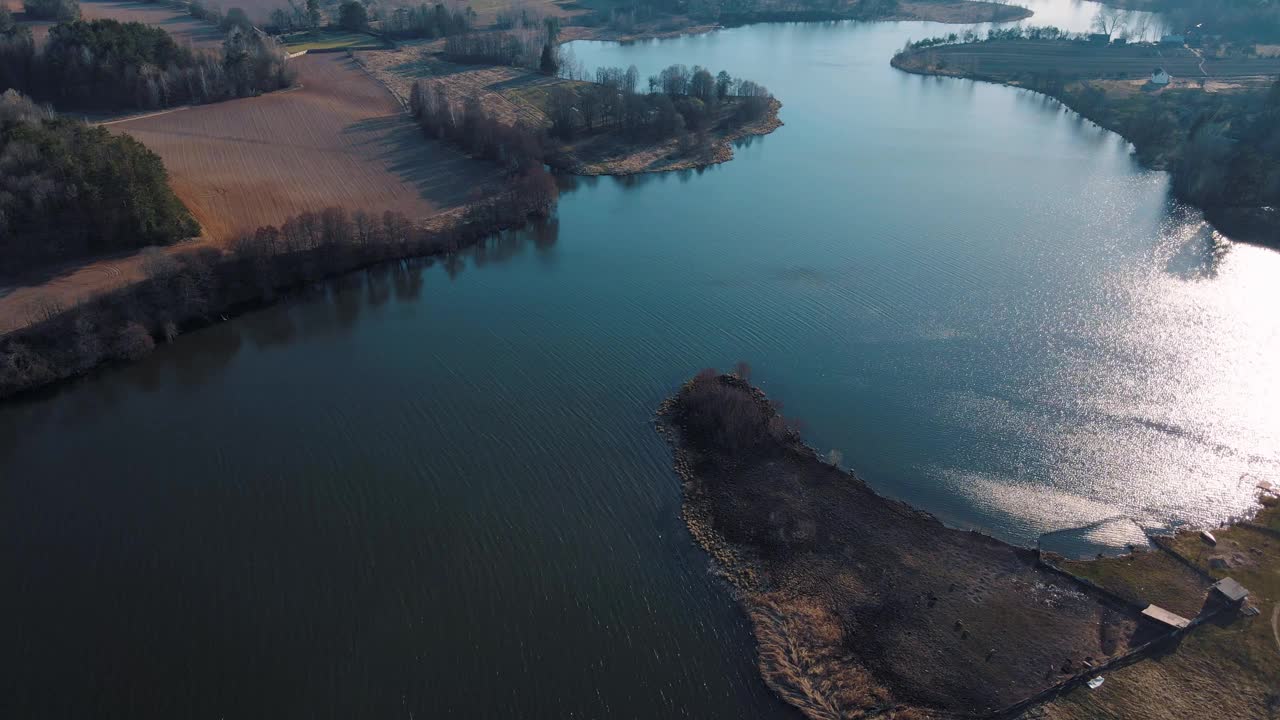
[110,54,496,242]
[1044,498,1280,719]
[282,30,388,52]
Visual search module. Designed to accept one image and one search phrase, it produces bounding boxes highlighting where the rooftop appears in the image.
[1211,578,1249,603]
[1141,604,1191,629]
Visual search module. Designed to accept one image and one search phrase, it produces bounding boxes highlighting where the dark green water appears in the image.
[4,9,1279,718]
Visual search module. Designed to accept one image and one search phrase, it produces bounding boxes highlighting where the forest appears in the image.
[0,18,292,111]
[0,90,200,273]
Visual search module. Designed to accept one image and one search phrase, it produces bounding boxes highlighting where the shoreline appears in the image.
[0,199,547,402]
[548,98,783,176]
[564,0,1034,44]
[659,371,1273,719]
[889,43,1280,249]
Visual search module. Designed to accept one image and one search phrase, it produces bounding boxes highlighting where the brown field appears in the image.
[0,53,493,336]
[14,0,227,48]
[111,53,496,242]
[898,40,1280,80]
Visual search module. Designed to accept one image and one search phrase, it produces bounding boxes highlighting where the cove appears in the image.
[3,6,1279,718]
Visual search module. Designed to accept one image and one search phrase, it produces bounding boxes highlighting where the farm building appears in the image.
[1210,578,1248,605]
[1160,34,1186,45]
[1151,68,1171,86]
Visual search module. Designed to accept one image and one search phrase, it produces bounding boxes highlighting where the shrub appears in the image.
[113,323,155,361]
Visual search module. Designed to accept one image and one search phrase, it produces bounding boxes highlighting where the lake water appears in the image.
[4,6,1278,718]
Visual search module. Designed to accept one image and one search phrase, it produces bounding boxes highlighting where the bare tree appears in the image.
[1092,7,1127,40]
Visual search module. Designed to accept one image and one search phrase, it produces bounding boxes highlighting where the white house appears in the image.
[1151,67,1171,86]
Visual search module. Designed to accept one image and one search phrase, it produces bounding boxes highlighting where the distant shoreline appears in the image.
[564,0,1033,44]
[890,39,1280,248]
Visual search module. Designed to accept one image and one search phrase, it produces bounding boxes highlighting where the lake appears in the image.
[3,5,1278,718]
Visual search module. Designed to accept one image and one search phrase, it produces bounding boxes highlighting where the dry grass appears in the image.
[1042,501,1280,720]
[111,53,496,242]
[1060,549,1209,618]
[356,43,571,125]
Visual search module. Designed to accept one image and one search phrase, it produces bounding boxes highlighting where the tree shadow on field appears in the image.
[341,115,501,208]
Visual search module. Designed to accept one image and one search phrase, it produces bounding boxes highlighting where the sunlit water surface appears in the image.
[3,5,1278,718]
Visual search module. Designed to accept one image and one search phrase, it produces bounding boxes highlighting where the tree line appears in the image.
[443,14,561,73]
[0,18,293,111]
[0,90,199,273]
[22,0,79,21]
[0,194,555,399]
[549,64,773,142]
[409,61,772,164]
[381,2,474,38]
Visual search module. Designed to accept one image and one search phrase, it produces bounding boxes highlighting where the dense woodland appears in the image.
[0,18,292,111]
[0,90,199,272]
[1052,76,1280,218]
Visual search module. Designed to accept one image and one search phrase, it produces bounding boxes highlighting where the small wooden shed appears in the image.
[1211,578,1249,604]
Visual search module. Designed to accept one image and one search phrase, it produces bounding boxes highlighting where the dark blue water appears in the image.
[4,8,1278,718]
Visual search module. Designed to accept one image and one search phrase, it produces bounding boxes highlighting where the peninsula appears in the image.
[661,370,1278,719]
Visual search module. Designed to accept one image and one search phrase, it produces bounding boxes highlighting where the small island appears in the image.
[660,370,1278,718]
